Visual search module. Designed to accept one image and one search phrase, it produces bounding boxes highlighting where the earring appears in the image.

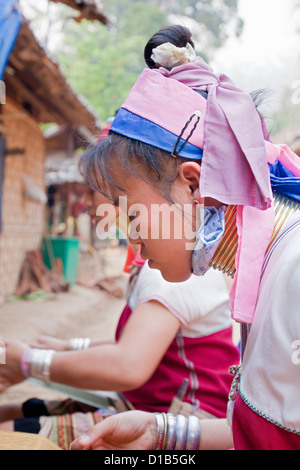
[193,200,200,206]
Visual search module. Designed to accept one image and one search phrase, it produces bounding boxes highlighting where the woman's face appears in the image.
[107,163,200,282]
[84,187,119,227]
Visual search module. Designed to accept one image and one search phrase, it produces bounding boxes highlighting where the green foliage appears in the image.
[160,0,243,49]
[53,0,243,121]
[117,2,167,39]
[56,3,167,120]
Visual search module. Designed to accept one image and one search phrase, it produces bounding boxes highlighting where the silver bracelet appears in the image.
[69,337,91,350]
[165,413,176,450]
[175,414,188,450]
[23,348,55,383]
[186,415,201,450]
[155,413,201,451]
[155,413,167,450]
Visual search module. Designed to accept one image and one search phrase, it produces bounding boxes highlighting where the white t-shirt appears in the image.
[128,262,232,338]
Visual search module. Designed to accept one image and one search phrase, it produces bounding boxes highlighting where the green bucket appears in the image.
[42,236,80,287]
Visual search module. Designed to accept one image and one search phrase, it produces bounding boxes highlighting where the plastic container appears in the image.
[42,236,80,287]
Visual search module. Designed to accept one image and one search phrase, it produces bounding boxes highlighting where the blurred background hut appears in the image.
[0,1,105,297]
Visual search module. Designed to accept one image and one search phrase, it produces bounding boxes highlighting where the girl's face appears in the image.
[83,187,119,226]
[108,162,201,283]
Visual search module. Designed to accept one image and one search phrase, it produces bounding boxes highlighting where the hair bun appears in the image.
[144,25,195,69]
[150,42,196,70]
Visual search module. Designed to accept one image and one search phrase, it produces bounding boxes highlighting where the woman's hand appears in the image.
[0,338,29,393]
[70,410,157,450]
[30,335,69,352]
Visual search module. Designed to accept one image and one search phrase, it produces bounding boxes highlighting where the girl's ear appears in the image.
[178,162,203,203]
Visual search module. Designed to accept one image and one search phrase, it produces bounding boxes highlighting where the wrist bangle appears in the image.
[20,348,55,383]
[69,337,91,350]
[165,413,176,450]
[155,412,167,450]
[186,415,201,450]
[154,413,201,451]
[20,349,31,378]
[174,414,188,450]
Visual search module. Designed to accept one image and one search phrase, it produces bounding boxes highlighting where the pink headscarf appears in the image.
[157,57,272,211]
[156,58,275,325]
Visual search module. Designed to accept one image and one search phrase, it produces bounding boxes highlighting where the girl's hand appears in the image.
[0,338,29,393]
[70,410,157,450]
[30,335,69,352]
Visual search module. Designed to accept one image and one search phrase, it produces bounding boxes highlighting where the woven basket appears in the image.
[0,431,61,451]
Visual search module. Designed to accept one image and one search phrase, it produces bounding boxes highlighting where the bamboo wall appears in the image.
[0,99,46,296]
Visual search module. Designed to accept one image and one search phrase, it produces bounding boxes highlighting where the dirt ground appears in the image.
[0,247,128,406]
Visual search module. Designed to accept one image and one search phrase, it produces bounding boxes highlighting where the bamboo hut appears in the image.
[0,3,102,297]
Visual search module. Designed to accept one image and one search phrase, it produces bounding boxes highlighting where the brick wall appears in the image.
[0,100,46,297]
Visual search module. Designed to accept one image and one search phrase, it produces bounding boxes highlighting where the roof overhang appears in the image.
[3,21,101,141]
[50,0,109,25]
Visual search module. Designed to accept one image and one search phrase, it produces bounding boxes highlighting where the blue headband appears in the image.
[110,108,203,160]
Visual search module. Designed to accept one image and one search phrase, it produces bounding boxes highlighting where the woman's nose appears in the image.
[82,190,93,209]
[128,233,140,246]
[128,225,142,246]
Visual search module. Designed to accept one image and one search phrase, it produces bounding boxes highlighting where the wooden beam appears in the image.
[4,71,65,124]
[5,148,25,156]
[50,0,109,25]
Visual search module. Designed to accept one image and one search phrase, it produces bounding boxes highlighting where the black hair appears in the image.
[144,25,195,69]
[81,133,187,203]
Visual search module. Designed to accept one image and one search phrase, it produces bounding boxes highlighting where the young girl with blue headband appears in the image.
[70,25,300,450]
[70,25,300,449]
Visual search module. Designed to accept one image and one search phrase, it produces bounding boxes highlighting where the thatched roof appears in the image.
[44,124,89,186]
[45,151,84,186]
[50,0,109,24]
[4,20,101,142]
